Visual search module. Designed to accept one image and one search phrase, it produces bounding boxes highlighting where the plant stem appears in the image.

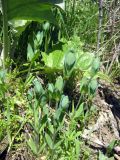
[97,0,103,51]
[1,0,9,69]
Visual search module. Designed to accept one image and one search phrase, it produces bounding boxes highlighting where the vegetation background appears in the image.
[0,0,120,159]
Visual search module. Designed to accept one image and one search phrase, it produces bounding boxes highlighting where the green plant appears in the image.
[26,76,69,157]
[0,0,63,68]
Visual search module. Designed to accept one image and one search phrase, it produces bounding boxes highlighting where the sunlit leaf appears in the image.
[45,133,53,149]
[27,43,34,61]
[42,50,64,68]
[60,95,69,109]
[77,52,94,70]
[7,0,63,23]
[74,103,84,119]
[55,76,63,93]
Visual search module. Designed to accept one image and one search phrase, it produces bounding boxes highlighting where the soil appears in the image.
[82,79,120,159]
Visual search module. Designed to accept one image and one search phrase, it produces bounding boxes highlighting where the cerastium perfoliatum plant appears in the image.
[27,76,69,158]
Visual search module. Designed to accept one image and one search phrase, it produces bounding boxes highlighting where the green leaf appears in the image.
[60,95,69,109]
[77,52,94,70]
[48,83,54,93]
[54,107,62,120]
[27,89,34,101]
[64,50,76,73]
[7,0,63,23]
[92,57,100,72]
[80,77,89,94]
[39,143,46,153]
[40,96,47,106]
[107,140,117,156]
[48,124,54,134]
[54,140,63,149]
[43,105,49,116]
[45,133,53,149]
[0,69,6,81]
[75,139,80,159]
[27,43,34,61]
[74,103,84,119]
[25,73,35,88]
[36,31,43,46]
[33,78,44,95]
[43,21,50,31]
[55,76,63,93]
[27,137,38,155]
[42,50,64,68]
[39,114,48,133]
[89,79,98,94]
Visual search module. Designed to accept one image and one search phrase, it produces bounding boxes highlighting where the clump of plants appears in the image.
[1,0,119,160]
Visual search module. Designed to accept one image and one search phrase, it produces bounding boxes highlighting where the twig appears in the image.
[97,0,103,51]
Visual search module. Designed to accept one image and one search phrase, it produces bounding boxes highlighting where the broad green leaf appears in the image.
[45,133,53,149]
[7,0,63,23]
[77,52,94,70]
[55,76,63,93]
[42,50,64,68]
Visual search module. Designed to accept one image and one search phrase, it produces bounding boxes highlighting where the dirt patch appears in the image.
[82,80,120,159]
